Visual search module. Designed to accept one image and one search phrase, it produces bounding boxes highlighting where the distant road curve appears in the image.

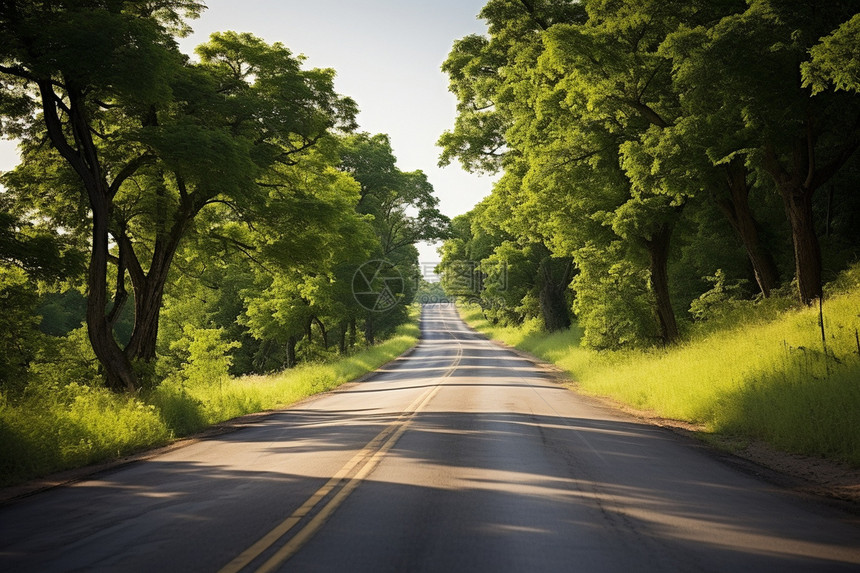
[2,304,859,572]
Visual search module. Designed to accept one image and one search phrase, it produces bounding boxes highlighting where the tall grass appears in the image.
[0,311,419,487]
[462,279,860,466]
[149,317,420,436]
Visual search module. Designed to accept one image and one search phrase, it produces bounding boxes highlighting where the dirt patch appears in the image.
[720,439,860,504]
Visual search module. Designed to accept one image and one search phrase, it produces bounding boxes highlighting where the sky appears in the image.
[0,0,496,271]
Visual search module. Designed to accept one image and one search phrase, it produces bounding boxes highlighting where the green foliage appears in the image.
[165,325,240,388]
[342,133,450,254]
[36,290,87,337]
[571,243,656,349]
[0,384,170,487]
[28,327,103,389]
[0,267,43,391]
[437,198,572,330]
[802,13,860,95]
[0,212,86,282]
[688,269,750,322]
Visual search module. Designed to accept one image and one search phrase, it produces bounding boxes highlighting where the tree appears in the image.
[664,0,860,303]
[339,133,449,342]
[532,2,690,343]
[1,0,204,390]
[0,1,356,391]
[341,133,449,256]
[239,152,376,367]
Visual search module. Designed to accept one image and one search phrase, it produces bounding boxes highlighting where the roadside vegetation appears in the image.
[2,0,859,489]
[436,2,860,466]
[0,312,418,487]
[0,4,438,488]
[460,267,860,466]
[437,0,860,351]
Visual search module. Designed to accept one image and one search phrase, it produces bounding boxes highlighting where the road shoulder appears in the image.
[456,310,860,515]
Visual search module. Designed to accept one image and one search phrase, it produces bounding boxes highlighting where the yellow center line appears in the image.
[219,331,462,573]
[255,381,446,573]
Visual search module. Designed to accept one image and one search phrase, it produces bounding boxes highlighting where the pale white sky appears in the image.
[0,0,495,269]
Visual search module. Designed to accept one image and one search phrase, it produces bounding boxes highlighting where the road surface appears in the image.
[2,304,859,572]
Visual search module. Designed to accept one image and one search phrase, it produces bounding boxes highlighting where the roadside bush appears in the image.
[0,384,170,486]
[572,243,656,349]
[164,325,241,389]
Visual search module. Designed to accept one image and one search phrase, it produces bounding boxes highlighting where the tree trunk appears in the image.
[286,335,298,369]
[312,316,329,350]
[88,201,137,392]
[124,270,169,363]
[121,198,191,370]
[537,255,573,332]
[782,185,822,304]
[349,319,357,348]
[305,315,313,342]
[338,322,347,354]
[37,82,138,392]
[717,161,780,297]
[364,314,375,345]
[761,121,859,305]
[645,224,679,345]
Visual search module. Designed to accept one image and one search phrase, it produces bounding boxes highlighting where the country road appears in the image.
[1,304,859,572]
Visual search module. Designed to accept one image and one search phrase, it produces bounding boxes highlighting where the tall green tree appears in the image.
[0,1,356,390]
[1,0,203,390]
[664,0,860,304]
[239,152,375,367]
[441,0,685,343]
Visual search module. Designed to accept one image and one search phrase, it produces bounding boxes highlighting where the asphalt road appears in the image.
[2,304,859,572]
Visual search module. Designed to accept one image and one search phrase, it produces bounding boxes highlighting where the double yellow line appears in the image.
[220,341,463,573]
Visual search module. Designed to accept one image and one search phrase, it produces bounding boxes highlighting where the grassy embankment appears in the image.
[461,272,860,466]
[0,309,419,487]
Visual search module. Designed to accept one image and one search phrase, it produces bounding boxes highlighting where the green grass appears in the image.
[149,315,420,436]
[461,283,860,466]
[0,309,419,487]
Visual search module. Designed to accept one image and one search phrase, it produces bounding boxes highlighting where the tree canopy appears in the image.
[0,1,445,394]
[438,0,860,349]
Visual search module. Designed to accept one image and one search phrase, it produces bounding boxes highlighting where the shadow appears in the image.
[2,305,859,572]
[3,408,858,572]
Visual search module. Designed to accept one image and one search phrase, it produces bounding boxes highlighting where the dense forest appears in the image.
[437,0,860,349]
[0,1,447,397]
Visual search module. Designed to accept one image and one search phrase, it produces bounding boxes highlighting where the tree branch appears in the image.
[112,228,146,288]
[518,0,549,31]
[811,137,860,191]
[108,154,157,198]
[37,81,89,182]
[0,63,38,82]
[625,98,672,128]
[208,231,274,274]
[106,239,129,327]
